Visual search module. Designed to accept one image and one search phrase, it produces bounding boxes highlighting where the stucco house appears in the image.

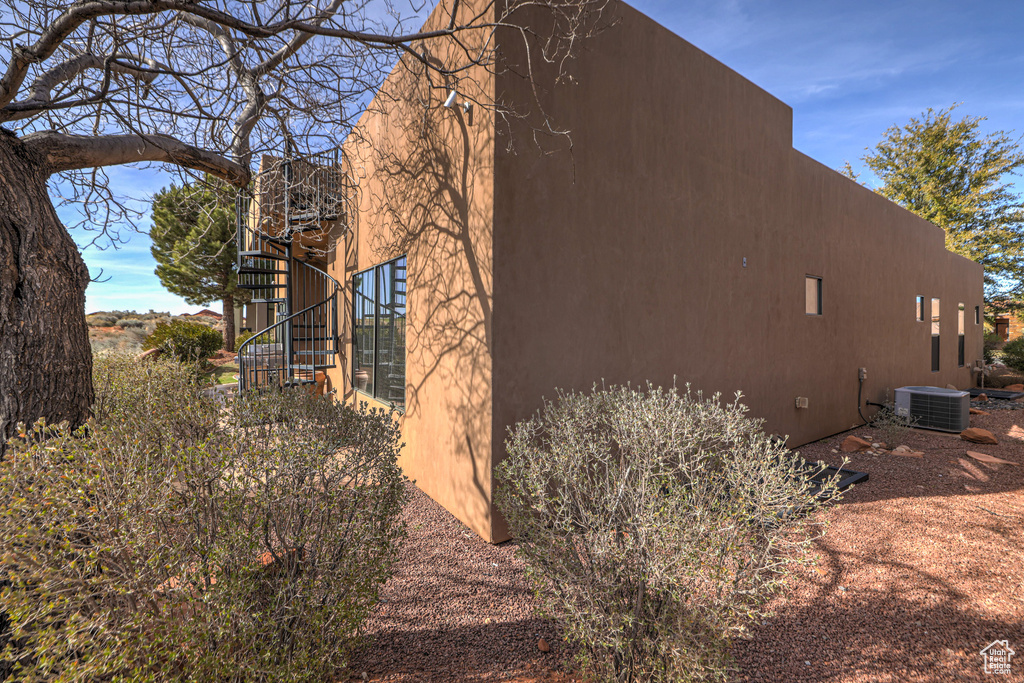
[236,0,983,542]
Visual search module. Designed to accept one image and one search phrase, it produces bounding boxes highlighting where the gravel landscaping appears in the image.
[346,484,574,682]
[733,408,1024,682]
[348,409,1024,682]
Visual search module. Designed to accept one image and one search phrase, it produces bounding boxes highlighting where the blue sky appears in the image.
[66,0,1024,314]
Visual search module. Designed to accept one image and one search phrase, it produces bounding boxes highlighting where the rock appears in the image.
[977,394,988,402]
[946,384,958,390]
[538,638,551,653]
[871,442,881,448]
[965,450,1019,466]
[891,445,924,458]
[840,435,872,452]
[960,427,998,445]
[1005,383,1024,392]
[970,407,990,415]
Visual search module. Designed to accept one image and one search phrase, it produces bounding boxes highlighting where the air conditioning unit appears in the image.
[894,386,969,433]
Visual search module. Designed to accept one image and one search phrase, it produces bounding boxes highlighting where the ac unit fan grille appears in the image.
[908,394,966,431]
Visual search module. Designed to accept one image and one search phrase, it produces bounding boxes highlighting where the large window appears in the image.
[352,255,407,408]
[931,298,940,372]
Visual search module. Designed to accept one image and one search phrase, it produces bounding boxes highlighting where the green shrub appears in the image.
[235,329,254,350]
[144,319,223,362]
[1000,336,1024,371]
[116,317,147,329]
[86,313,117,327]
[984,332,1004,365]
[1,353,407,682]
[495,383,843,683]
[234,330,272,352]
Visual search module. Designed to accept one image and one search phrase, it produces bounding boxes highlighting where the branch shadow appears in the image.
[339,40,496,536]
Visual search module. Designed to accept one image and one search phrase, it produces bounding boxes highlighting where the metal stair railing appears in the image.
[237,259,341,392]
[235,151,348,392]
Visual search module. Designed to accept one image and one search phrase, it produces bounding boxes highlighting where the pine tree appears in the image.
[860,105,1024,303]
[150,181,245,351]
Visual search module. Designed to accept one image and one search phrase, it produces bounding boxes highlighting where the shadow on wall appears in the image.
[344,46,495,534]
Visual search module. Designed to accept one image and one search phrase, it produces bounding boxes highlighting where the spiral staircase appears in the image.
[235,151,348,392]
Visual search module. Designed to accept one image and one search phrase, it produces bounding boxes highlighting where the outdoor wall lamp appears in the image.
[442,89,473,123]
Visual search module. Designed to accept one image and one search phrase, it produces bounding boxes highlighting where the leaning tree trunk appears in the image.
[0,130,93,454]
[222,293,235,352]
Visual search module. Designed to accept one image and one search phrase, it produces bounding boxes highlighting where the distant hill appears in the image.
[179,309,223,319]
[86,309,225,354]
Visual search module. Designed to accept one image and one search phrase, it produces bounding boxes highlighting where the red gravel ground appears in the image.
[348,409,1024,682]
[346,484,575,682]
[733,409,1024,682]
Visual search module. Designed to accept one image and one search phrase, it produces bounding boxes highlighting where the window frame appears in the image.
[931,297,940,372]
[958,303,965,367]
[805,275,822,316]
[352,254,407,409]
[916,296,925,322]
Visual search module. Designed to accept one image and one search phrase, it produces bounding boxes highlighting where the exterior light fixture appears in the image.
[441,89,473,124]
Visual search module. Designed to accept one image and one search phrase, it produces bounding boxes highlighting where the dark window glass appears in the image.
[975,305,980,325]
[958,304,965,367]
[353,270,376,397]
[376,258,407,407]
[352,255,407,408]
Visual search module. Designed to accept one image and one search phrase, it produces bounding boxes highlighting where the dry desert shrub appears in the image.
[496,383,842,683]
[0,354,406,682]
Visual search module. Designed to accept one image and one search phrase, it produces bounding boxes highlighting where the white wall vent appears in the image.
[894,386,969,433]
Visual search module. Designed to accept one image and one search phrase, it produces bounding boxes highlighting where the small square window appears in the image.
[916,296,925,322]
[805,276,822,316]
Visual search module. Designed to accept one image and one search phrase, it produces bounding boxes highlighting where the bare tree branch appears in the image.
[2,53,159,121]
[0,0,609,237]
[24,130,249,185]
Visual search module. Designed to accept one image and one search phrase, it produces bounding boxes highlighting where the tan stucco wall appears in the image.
[333,0,983,542]
[327,1,498,540]
[490,0,984,505]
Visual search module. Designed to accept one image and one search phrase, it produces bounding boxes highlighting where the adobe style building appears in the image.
[237,0,983,542]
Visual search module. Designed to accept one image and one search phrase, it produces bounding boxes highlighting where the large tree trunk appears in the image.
[0,129,93,454]
[222,293,235,352]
